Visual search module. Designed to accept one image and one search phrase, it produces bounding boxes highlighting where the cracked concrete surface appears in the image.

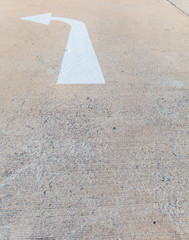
[165,0,189,16]
[0,0,189,239]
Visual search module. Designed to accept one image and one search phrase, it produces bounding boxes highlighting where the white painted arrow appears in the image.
[21,13,105,84]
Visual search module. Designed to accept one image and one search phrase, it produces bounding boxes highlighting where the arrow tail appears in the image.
[57,21,104,84]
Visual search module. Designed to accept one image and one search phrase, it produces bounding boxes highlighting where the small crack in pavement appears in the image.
[166,0,189,17]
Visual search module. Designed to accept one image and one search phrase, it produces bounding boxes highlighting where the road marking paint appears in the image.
[21,13,105,84]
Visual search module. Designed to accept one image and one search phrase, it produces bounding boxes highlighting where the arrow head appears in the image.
[21,13,52,25]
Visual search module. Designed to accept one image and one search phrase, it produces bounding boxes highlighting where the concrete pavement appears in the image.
[165,0,189,16]
[0,0,189,239]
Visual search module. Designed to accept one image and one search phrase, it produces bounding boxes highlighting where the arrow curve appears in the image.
[21,13,105,84]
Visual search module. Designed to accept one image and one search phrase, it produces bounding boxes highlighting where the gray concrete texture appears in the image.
[0,0,189,239]
[165,0,189,15]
